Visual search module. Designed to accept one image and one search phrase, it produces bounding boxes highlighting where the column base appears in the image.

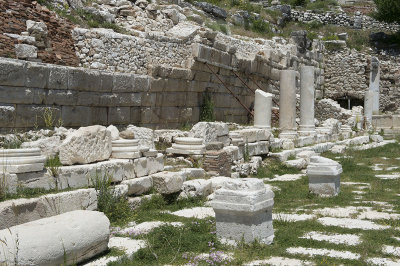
[298,125,316,136]
[254,125,271,130]
[279,131,298,139]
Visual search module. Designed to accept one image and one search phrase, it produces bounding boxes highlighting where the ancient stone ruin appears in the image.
[0,0,399,264]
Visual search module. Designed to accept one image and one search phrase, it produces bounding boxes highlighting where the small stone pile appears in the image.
[203,142,231,176]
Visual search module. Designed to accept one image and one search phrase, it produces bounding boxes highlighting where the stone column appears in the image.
[364,90,374,128]
[254,89,273,129]
[369,57,380,114]
[299,66,316,136]
[279,70,298,139]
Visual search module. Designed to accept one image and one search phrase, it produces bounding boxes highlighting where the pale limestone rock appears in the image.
[307,156,342,196]
[125,125,155,149]
[0,210,109,265]
[179,179,212,198]
[189,122,229,145]
[152,171,185,194]
[107,125,120,140]
[121,176,153,196]
[59,125,112,165]
[133,153,164,177]
[0,188,97,230]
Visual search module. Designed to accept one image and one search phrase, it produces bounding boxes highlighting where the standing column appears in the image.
[364,90,374,128]
[254,89,273,129]
[369,57,380,114]
[279,70,298,139]
[299,66,316,136]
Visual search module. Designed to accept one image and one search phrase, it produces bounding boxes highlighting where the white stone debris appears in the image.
[172,207,215,219]
[273,213,315,222]
[300,231,361,246]
[84,237,147,266]
[119,221,183,235]
[383,245,400,257]
[376,173,400,180]
[286,247,361,260]
[318,217,390,230]
[265,174,304,182]
[244,257,313,266]
[366,257,400,266]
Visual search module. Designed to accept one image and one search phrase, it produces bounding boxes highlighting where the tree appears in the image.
[373,0,400,24]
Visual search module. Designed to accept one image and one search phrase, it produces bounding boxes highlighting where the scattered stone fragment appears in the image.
[376,173,400,180]
[119,221,183,235]
[383,245,400,257]
[366,257,400,266]
[300,231,361,246]
[318,217,390,230]
[172,207,215,219]
[244,257,313,266]
[286,247,360,260]
[273,213,315,222]
[265,174,304,182]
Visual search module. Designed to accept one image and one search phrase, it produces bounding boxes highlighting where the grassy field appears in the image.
[98,140,400,265]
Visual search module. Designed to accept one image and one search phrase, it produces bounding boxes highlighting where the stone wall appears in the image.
[290,10,399,32]
[72,27,194,74]
[323,47,400,112]
[0,0,79,66]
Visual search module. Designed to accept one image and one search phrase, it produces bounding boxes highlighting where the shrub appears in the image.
[200,93,215,122]
[251,18,271,34]
[91,172,131,224]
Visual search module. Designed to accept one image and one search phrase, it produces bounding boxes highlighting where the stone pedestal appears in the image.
[299,66,316,136]
[0,148,46,174]
[364,90,374,127]
[369,57,380,114]
[166,137,205,155]
[279,70,298,139]
[211,178,274,244]
[307,156,342,197]
[254,89,273,129]
[112,139,141,159]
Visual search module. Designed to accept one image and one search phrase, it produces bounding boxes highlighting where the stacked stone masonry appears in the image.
[203,150,231,177]
[0,0,79,66]
[324,48,400,112]
[290,10,399,32]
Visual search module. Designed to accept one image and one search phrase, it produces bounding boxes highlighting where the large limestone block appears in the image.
[121,176,153,196]
[152,171,185,194]
[211,178,274,244]
[14,159,136,191]
[180,179,212,198]
[189,122,229,144]
[0,210,109,266]
[133,154,164,177]
[0,188,97,230]
[125,125,155,149]
[307,156,342,196]
[234,128,271,143]
[59,125,112,165]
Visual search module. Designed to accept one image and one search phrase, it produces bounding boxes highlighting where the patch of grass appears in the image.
[91,172,132,226]
[111,220,217,265]
[205,21,229,34]
[253,158,301,179]
[200,92,216,122]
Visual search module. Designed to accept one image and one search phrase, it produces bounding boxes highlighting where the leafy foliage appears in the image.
[200,93,216,122]
[373,0,400,24]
